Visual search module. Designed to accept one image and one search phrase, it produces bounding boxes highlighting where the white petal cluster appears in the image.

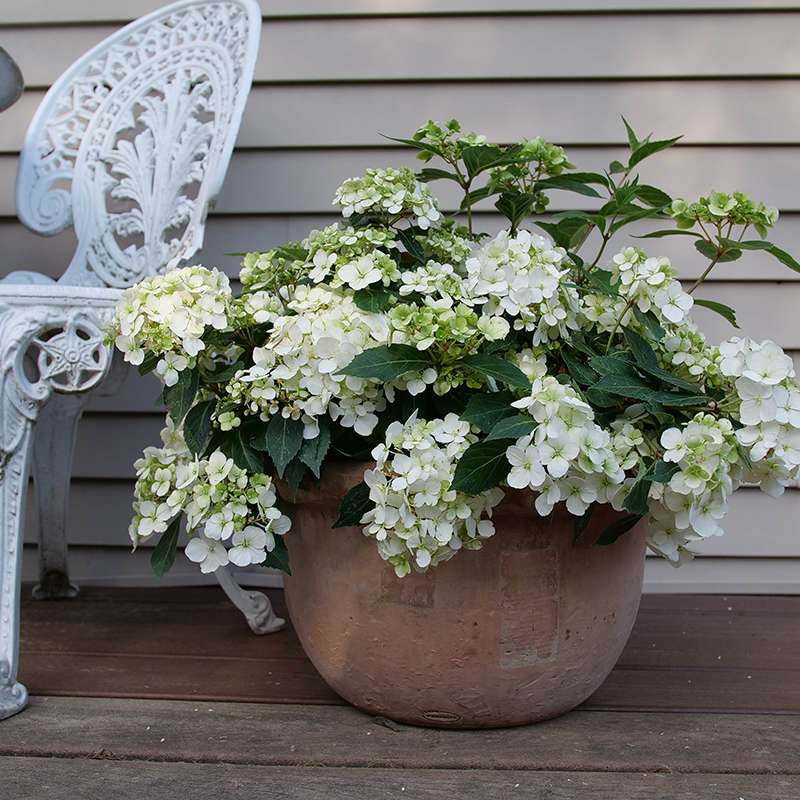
[648,413,740,562]
[130,423,290,574]
[303,224,401,288]
[464,230,581,343]
[227,285,389,437]
[333,167,441,229]
[610,247,693,323]
[718,337,800,493]
[112,266,231,379]
[361,414,504,577]
[508,377,626,516]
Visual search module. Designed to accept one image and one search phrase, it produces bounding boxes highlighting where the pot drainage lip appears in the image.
[422,710,462,723]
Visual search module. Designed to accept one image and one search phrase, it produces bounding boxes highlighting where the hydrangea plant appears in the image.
[111,118,800,579]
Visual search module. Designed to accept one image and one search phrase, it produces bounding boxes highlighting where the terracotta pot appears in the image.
[280,462,647,729]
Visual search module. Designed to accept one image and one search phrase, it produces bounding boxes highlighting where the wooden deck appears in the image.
[1,588,798,799]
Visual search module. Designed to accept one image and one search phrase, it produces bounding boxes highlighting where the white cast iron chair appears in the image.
[0,0,284,722]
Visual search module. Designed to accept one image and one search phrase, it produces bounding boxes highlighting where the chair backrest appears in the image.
[15,0,260,289]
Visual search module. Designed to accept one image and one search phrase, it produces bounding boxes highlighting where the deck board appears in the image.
[18,588,800,712]
[4,757,799,800]
[1,697,798,774]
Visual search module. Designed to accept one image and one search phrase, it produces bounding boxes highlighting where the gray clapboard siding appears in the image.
[5,1,800,26]
[3,147,800,216]
[4,215,800,283]
[20,480,800,557]
[6,12,800,89]
[6,80,800,153]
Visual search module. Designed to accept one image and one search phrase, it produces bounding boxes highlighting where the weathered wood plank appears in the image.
[8,13,800,88]
[2,757,797,800]
[6,80,800,153]
[1,697,798,774]
[17,589,800,710]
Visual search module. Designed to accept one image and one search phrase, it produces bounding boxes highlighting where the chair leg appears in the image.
[0,428,33,720]
[31,393,88,600]
[215,565,286,634]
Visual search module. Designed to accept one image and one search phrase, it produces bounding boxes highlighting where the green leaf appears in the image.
[353,286,395,313]
[628,135,681,168]
[231,429,265,474]
[636,229,702,239]
[609,160,627,174]
[262,415,304,478]
[573,505,594,542]
[151,516,181,578]
[765,243,800,273]
[590,354,639,379]
[563,350,599,387]
[608,205,663,236]
[693,298,739,328]
[695,239,720,260]
[635,184,672,207]
[340,344,432,382]
[205,359,246,384]
[333,481,373,528]
[460,184,495,211]
[536,175,601,198]
[622,116,640,150]
[298,418,332,478]
[597,514,643,546]
[183,400,216,456]
[652,460,680,484]
[451,440,511,495]
[633,307,665,341]
[535,217,593,250]
[719,238,772,252]
[417,167,460,183]
[461,391,516,432]
[484,415,536,442]
[461,354,531,391]
[585,268,620,297]
[137,351,159,376]
[624,327,659,371]
[163,368,199,424]
[381,134,446,160]
[397,228,425,263]
[623,472,652,516]
[495,191,535,229]
[262,536,291,575]
[592,374,707,407]
[462,143,525,178]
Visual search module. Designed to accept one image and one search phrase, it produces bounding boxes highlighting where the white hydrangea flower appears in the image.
[360,414,504,576]
[111,266,231,378]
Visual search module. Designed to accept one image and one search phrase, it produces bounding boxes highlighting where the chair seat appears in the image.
[0,282,122,306]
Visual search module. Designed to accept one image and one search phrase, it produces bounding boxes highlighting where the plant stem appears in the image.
[687,253,721,294]
[605,295,637,353]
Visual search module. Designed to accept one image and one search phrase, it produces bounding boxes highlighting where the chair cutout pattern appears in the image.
[0,0,283,723]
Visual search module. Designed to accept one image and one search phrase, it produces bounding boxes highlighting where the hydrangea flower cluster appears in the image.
[114,118,800,579]
[111,266,231,380]
[226,285,390,436]
[508,376,627,516]
[362,415,504,576]
[130,422,290,573]
[333,167,441,229]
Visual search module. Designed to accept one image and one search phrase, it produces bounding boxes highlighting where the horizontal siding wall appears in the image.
[2,2,799,592]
